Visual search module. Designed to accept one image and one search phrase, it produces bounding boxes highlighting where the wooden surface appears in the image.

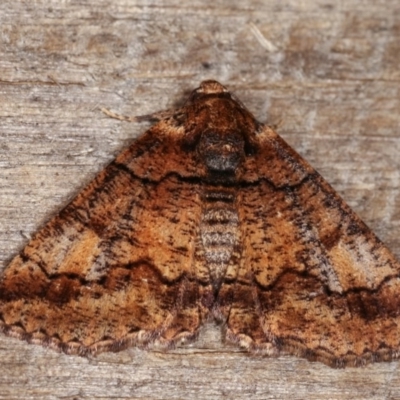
[1,1,400,399]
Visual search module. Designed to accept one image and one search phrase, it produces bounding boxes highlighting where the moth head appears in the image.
[188,80,232,103]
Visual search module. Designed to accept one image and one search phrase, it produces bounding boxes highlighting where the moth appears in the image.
[1,80,400,368]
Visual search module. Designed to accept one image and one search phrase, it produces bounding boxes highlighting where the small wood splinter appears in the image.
[2,80,400,368]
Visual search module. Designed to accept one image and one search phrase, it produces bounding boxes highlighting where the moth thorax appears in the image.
[197,130,245,173]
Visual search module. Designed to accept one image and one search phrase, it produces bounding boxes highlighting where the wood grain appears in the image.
[0,1,400,399]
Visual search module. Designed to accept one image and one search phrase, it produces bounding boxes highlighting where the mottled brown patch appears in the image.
[1,80,400,367]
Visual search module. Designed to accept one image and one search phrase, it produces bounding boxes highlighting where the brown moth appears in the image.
[1,80,400,368]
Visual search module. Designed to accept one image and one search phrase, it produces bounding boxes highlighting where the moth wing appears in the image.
[226,126,400,366]
[0,121,204,355]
